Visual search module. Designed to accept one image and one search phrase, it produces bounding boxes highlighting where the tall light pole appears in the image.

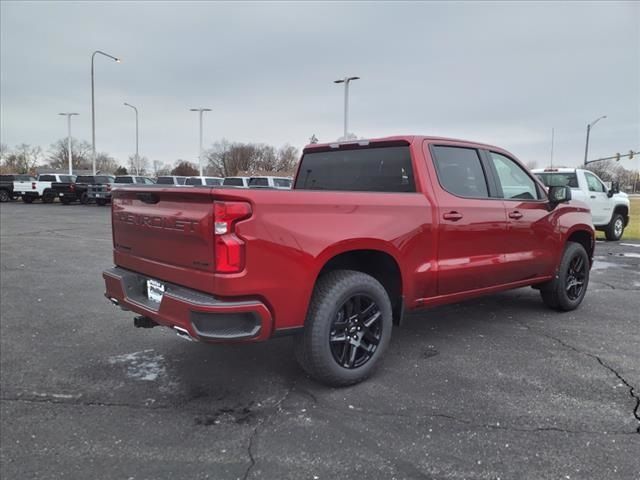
[334,76,360,140]
[583,115,607,166]
[91,50,120,175]
[190,108,211,176]
[123,103,139,174]
[58,113,79,175]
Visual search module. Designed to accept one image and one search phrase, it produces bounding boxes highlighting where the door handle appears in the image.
[508,211,523,219]
[590,195,596,199]
[443,211,463,221]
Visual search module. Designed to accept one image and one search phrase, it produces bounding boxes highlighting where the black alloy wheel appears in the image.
[329,294,382,369]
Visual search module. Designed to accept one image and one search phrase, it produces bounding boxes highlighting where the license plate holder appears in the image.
[146,279,165,303]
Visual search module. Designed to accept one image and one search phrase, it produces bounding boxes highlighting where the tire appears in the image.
[0,190,9,202]
[96,198,107,206]
[61,197,71,205]
[42,192,55,204]
[604,213,625,241]
[79,192,89,205]
[540,242,590,311]
[294,270,393,386]
[22,196,34,204]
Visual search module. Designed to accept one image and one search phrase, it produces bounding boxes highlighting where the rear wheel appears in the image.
[96,198,107,206]
[604,213,625,241]
[79,192,89,205]
[42,192,55,203]
[22,196,34,204]
[61,197,71,205]
[0,190,9,202]
[294,270,393,386]
[540,242,589,311]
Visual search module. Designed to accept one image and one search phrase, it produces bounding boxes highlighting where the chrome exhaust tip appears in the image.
[174,326,196,342]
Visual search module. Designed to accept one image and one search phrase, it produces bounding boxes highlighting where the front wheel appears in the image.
[540,242,590,311]
[79,192,89,205]
[61,197,71,205]
[0,190,9,202]
[294,270,393,386]
[96,198,107,206]
[22,196,34,204]
[42,192,55,204]
[604,213,625,241]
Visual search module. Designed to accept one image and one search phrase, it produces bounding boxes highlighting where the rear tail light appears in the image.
[31,182,36,189]
[214,201,252,273]
[70,183,76,192]
[106,184,112,192]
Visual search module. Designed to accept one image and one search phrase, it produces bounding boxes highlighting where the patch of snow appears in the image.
[108,349,166,381]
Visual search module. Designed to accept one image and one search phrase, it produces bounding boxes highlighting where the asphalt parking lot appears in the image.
[1,201,639,480]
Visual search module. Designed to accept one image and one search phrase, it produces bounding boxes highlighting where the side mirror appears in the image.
[608,181,620,197]
[548,185,571,206]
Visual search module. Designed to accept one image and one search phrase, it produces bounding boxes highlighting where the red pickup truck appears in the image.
[104,136,594,386]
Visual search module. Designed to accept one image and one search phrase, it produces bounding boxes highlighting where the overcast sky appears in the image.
[1,1,639,169]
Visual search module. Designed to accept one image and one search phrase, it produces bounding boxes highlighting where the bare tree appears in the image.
[171,160,198,176]
[3,144,43,174]
[152,159,172,177]
[95,152,119,174]
[276,144,299,174]
[47,137,92,170]
[585,160,616,182]
[128,155,150,175]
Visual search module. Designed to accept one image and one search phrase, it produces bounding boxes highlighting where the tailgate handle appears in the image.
[137,192,159,204]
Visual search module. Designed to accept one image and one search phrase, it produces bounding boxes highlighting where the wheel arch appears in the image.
[314,244,405,325]
[566,227,595,262]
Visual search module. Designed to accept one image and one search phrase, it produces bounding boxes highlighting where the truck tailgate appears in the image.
[112,188,216,288]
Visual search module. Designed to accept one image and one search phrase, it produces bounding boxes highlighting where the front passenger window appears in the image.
[489,152,540,200]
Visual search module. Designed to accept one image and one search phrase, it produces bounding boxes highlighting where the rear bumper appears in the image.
[87,191,111,199]
[103,266,274,342]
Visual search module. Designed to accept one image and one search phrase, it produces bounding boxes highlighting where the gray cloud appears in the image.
[1,1,638,169]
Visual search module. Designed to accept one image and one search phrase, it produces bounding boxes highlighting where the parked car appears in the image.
[0,174,26,202]
[532,167,631,240]
[185,176,224,186]
[104,135,594,386]
[15,173,76,204]
[156,176,187,186]
[222,176,250,187]
[88,175,156,206]
[53,175,115,205]
[248,176,292,189]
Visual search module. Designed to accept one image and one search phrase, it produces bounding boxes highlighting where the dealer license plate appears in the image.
[146,279,165,303]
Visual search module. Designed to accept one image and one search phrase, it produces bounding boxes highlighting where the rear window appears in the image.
[115,176,133,184]
[294,146,415,192]
[156,177,174,185]
[249,177,269,187]
[59,175,75,183]
[39,175,56,181]
[75,176,94,183]
[185,177,203,186]
[431,146,489,198]
[535,172,578,188]
[223,178,245,186]
[274,178,292,188]
[205,178,222,186]
[0,175,14,181]
[15,175,36,181]
[96,176,114,183]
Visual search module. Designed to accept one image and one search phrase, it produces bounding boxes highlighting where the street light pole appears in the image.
[334,76,360,139]
[58,113,79,175]
[123,103,139,174]
[189,108,211,176]
[583,115,607,166]
[91,50,120,175]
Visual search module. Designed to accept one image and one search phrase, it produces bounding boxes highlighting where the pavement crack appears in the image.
[515,321,640,434]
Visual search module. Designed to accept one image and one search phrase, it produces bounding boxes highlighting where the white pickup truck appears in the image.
[14,173,76,203]
[533,168,630,241]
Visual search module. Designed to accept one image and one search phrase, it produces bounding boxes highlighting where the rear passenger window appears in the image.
[249,178,269,187]
[39,175,56,181]
[116,177,133,183]
[431,146,489,198]
[489,152,540,200]
[185,178,201,186]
